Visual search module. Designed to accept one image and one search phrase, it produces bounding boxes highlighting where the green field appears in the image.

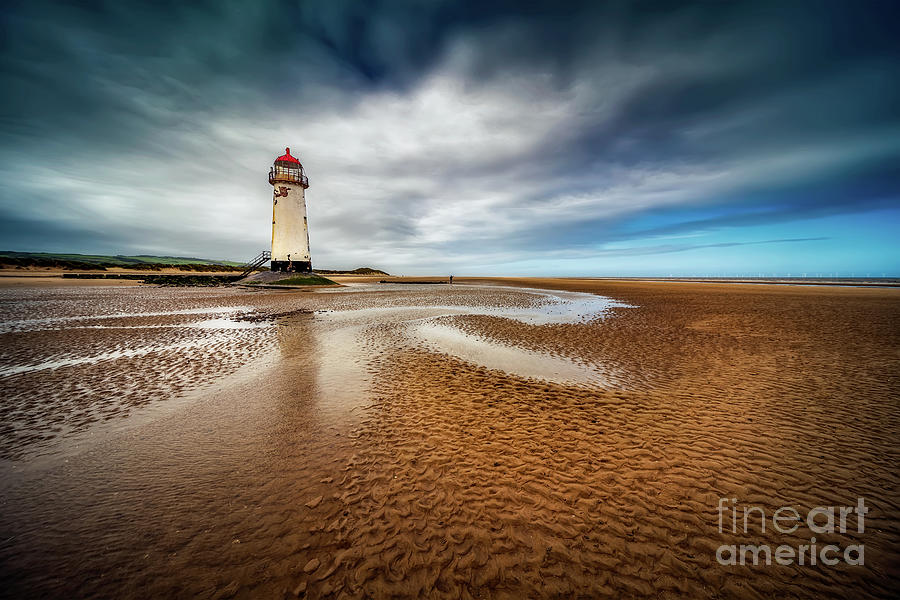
[315,267,388,275]
[0,251,242,267]
[270,275,336,286]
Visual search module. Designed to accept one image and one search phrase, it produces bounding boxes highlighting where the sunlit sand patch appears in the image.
[0,334,248,377]
[407,321,615,387]
[189,317,270,329]
[14,317,270,331]
[0,305,256,333]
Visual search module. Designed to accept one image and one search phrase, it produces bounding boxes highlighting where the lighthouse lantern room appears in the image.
[268,147,311,272]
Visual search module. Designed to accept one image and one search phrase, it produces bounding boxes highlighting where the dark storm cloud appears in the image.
[1,0,898,271]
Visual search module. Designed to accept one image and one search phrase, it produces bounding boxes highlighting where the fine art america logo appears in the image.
[716,498,867,566]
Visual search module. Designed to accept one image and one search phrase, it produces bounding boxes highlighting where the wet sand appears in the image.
[0,279,898,598]
[0,275,145,287]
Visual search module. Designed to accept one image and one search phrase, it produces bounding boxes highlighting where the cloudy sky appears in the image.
[2,0,899,275]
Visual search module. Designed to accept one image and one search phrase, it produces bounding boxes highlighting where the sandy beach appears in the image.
[0,278,897,598]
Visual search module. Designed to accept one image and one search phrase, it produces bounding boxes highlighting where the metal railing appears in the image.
[239,250,271,277]
[268,167,309,188]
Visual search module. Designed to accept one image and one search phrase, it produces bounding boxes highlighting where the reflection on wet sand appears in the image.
[408,321,614,386]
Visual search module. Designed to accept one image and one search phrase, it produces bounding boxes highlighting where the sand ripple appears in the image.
[0,280,897,599]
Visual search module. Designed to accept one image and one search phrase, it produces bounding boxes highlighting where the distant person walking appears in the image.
[449,275,453,284]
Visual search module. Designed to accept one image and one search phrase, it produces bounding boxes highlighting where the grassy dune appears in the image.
[0,251,241,269]
[270,275,336,286]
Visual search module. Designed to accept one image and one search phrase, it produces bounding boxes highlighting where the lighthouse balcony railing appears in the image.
[269,167,308,188]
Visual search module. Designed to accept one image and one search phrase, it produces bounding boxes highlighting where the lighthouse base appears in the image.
[271,260,312,273]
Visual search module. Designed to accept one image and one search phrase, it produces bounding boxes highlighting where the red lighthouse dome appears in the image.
[275,147,301,164]
[269,146,308,188]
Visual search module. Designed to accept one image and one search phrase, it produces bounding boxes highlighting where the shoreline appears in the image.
[3,268,898,288]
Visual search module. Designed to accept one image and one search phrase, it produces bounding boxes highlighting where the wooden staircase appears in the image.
[239,251,271,277]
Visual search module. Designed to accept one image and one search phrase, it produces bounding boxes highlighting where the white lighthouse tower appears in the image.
[268,147,311,272]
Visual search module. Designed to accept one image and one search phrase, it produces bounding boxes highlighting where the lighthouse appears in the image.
[268,147,311,272]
